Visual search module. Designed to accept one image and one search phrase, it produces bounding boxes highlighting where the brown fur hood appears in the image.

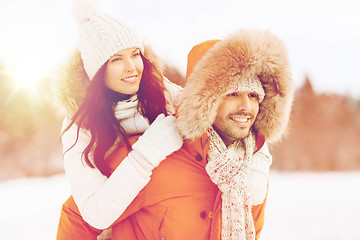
[177,29,294,144]
[51,46,164,118]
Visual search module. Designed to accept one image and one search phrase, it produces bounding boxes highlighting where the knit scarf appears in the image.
[206,127,256,240]
[114,95,150,134]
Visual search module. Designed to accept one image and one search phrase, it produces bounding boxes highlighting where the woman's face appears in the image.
[104,48,144,95]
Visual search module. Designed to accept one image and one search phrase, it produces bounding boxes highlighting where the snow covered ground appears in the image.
[0,171,359,240]
[261,172,360,240]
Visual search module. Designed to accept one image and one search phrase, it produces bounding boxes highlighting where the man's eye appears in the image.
[226,92,238,97]
[249,93,258,98]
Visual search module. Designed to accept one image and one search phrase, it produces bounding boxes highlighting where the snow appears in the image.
[261,171,360,240]
[0,175,70,240]
[0,172,359,240]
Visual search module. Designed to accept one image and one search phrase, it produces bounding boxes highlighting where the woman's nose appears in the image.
[124,59,135,72]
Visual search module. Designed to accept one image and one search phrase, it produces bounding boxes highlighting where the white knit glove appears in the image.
[246,141,272,205]
[132,114,183,168]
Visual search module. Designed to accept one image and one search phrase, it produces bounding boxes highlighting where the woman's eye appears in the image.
[111,58,121,62]
[132,52,140,58]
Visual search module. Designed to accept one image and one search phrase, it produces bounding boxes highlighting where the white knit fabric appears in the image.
[73,0,144,80]
[114,95,150,135]
[132,114,183,167]
[245,142,272,205]
[227,76,265,103]
[206,127,256,240]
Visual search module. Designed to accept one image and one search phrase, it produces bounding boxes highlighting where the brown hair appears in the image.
[63,53,167,177]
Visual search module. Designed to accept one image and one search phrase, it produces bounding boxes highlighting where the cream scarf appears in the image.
[114,95,150,134]
[206,127,256,240]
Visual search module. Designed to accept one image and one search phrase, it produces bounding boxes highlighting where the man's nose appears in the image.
[236,95,251,111]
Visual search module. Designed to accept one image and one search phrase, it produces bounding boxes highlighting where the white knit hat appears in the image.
[73,0,144,80]
[226,76,265,103]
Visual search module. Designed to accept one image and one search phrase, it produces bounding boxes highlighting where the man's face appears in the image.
[213,91,260,146]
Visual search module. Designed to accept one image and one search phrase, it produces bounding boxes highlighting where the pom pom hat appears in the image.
[73,0,144,80]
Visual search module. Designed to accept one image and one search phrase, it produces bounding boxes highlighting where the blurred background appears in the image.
[0,0,360,239]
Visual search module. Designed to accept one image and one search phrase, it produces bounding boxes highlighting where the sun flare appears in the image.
[10,63,43,90]
[12,65,41,87]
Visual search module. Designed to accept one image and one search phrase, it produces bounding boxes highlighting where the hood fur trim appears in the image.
[177,29,294,144]
[51,45,164,118]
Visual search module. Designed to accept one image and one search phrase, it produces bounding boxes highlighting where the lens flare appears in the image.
[8,62,45,94]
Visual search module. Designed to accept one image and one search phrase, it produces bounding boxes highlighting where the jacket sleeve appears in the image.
[57,195,102,240]
[61,119,152,229]
[163,77,183,115]
[252,193,268,240]
[250,135,270,238]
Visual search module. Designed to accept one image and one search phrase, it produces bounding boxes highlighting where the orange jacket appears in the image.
[57,134,266,240]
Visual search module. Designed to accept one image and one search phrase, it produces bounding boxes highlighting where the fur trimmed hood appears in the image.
[51,46,164,118]
[177,29,294,144]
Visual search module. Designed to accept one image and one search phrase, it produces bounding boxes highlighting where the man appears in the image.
[57,29,293,240]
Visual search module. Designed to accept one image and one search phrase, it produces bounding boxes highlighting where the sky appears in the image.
[1,0,360,97]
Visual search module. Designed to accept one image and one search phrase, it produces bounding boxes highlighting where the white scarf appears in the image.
[206,127,256,240]
[114,95,150,134]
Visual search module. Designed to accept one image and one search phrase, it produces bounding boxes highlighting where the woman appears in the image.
[53,1,183,233]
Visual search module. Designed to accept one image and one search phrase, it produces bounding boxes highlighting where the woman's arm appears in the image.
[246,140,272,205]
[62,119,152,229]
[163,77,183,114]
[61,114,182,229]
